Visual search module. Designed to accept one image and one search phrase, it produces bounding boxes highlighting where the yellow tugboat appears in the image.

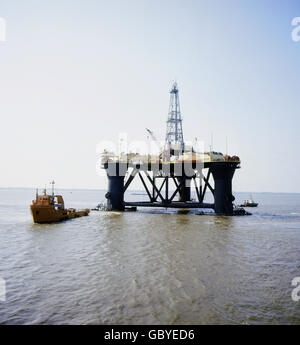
[30,182,90,224]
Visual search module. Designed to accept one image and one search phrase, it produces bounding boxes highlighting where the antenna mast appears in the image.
[50,180,55,196]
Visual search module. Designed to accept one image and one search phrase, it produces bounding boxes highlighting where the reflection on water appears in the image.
[0,188,299,324]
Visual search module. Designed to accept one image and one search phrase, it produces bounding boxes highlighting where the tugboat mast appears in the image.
[50,180,55,196]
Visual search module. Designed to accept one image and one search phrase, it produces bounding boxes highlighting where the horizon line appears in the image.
[0,186,300,195]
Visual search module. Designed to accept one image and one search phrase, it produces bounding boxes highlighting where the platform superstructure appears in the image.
[100,82,244,215]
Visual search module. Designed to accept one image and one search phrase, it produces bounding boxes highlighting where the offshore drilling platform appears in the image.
[100,83,247,216]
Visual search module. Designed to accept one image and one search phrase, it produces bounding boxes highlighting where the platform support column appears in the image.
[105,163,125,211]
[210,164,236,215]
[177,176,191,202]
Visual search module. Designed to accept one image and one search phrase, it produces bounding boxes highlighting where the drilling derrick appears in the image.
[165,82,184,156]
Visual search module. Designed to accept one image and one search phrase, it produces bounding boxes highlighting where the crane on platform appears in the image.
[146,128,159,143]
[145,128,163,154]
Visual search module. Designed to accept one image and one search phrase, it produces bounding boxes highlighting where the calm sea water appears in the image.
[0,188,299,325]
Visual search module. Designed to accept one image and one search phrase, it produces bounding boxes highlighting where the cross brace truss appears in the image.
[123,167,215,206]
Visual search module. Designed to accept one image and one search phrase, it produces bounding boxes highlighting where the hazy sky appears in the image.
[1,0,300,192]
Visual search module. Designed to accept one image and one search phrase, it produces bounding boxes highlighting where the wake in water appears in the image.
[252,212,300,220]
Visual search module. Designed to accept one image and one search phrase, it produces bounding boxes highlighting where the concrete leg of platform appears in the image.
[210,165,236,215]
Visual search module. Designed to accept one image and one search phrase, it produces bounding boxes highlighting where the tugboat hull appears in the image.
[30,205,68,223]
[31,205,90,223]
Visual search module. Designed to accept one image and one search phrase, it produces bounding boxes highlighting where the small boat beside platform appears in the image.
[30,187,90,224]
[239,195,258,208]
